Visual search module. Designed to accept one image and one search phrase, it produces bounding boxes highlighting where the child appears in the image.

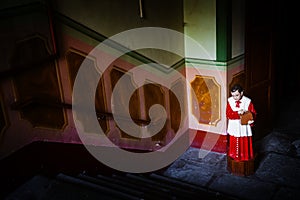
[226,84,257,161]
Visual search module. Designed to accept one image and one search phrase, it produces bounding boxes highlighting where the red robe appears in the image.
[226,96,257,161]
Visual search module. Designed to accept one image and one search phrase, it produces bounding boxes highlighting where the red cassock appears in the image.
[226,96,257,161]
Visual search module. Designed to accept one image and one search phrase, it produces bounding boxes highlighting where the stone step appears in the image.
[77,173,144,198]
[95,173,172,199]
[123,173,198,199]
[55,173,141,200]
[5,172,239,200]
[148,173,235,200]
[107,173,173,200]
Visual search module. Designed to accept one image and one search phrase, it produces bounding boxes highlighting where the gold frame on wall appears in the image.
[191,75,221,126]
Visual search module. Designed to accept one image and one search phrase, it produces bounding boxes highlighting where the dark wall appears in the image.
[275,1,300,99]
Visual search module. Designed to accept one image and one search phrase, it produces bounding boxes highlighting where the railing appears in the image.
[10,97,151,125]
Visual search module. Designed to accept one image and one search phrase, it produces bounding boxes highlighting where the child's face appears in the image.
[231,90,243,101]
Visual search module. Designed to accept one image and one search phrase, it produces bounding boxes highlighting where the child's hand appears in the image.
[238,109,245,115]
[248,120,254,124]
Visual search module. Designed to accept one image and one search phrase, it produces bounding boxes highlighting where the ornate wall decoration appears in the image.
[1,2,56,74]
[12,36,66,130]
[66,49,109,134]
[10,36,53,68]
[191,75,221,126]
[110,67,141,140]
[144,83,167,142]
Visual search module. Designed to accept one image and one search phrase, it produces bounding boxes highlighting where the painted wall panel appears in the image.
[184,0,216,60]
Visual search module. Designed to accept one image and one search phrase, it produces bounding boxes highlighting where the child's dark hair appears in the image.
[230,84,244,93]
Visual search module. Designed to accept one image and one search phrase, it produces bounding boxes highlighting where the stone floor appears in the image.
[163,96,300,200]
[163,144,300,200]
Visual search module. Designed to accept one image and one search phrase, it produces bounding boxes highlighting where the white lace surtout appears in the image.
[227,96,253,137]
[227,119,252,137]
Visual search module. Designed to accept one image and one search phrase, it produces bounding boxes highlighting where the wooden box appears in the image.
[240,111,253,125]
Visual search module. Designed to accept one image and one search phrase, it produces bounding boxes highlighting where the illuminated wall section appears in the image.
[184,0,245,153]
[184,0,216,60]
[186,60,227,134]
